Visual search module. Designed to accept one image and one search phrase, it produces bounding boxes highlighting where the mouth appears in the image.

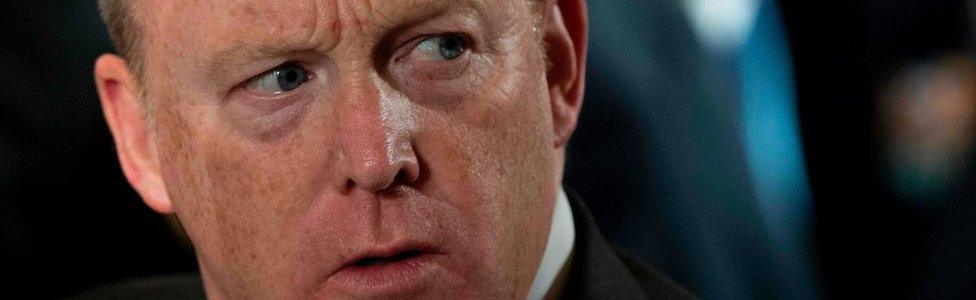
[351,249,425,267]
[324,243,442,294]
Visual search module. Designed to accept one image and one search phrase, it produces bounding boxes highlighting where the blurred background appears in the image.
[1,0,974,298]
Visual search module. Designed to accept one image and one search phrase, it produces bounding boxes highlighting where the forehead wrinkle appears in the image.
[201,0,340,79]
[382,0,483,24]
[186,0,496,84]
[337,0,486,38]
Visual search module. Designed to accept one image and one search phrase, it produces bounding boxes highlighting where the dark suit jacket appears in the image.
[563,189,696,299]
[72,192,694,299]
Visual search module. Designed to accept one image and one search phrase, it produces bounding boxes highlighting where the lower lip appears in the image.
[325,253,440,294]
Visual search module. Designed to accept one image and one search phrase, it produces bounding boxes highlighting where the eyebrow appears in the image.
[206,41,313,80]
[201,0,483,80]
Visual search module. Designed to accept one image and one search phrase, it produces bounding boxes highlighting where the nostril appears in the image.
[394,157,420,186]
[393,168,410,186]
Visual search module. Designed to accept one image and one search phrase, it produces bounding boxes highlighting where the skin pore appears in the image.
[94,0,587,298]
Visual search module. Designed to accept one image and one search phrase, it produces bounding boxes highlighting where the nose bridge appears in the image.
[336,73,419,192]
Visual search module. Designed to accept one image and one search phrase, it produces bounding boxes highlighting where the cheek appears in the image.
[156,101,328,295]
[185,138,319,235]
[411,41,555,289]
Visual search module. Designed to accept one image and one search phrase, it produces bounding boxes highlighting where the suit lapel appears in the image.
[562,189,651,299]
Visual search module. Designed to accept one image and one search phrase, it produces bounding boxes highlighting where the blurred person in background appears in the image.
[878,55,975,203]
[779,0,975,297]
[878,53,976,298]
[873,1,976,296]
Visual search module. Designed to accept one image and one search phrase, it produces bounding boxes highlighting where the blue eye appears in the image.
[414,34,467,61]
[247,63,308,94]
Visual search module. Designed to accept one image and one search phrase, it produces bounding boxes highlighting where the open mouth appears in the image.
[353,250,424,267]
[324,245,442,293]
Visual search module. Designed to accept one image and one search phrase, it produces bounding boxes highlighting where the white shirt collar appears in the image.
[526,187,576,300]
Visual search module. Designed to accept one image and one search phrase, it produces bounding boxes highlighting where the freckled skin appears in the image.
[133,0,563,298]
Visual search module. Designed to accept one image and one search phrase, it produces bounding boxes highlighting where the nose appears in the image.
[335,75,420,193]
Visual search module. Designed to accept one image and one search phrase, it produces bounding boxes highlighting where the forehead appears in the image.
[139,0,524,57]
[135,0,532,95]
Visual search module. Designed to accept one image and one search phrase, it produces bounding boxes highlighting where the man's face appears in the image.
[137,0,562,298]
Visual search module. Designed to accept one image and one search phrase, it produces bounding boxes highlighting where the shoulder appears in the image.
[614,246,698,299]
[563,187,697,299]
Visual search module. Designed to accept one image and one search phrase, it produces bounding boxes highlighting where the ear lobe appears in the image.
[94,54,173,213]
[544,0,588,148]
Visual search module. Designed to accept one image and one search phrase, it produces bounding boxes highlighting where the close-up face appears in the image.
[97,0,583,298]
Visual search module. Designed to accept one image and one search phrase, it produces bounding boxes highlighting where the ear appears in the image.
[544,0,588,148]
[94,54,173,214]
